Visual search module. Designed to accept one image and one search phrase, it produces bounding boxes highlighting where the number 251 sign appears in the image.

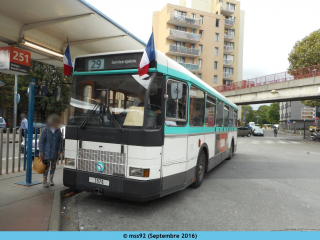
[0,47,31,75]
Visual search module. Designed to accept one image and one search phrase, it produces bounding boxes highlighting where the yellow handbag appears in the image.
[32,157,47,174]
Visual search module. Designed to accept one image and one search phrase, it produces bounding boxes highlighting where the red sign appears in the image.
[316,117,319,121]
[0,47,31,75]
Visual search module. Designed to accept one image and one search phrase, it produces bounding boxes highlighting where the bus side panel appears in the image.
[127,146,162,180]
[186,134,205,185]
[161,137,187,192]
[227,131,237,152]
[204,133,216,171]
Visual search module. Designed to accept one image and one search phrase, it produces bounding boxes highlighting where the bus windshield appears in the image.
[68,73,164,130]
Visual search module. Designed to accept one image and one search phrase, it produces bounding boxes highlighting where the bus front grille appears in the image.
[77,148,126,177]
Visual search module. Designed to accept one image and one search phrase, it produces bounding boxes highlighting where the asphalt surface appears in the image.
[62,129,320,231]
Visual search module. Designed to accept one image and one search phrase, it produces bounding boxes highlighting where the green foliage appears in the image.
[241,105,255,123]
[288,29,320,107]
[256,105,269,124]
[0,60,72,122]
[299,100,320,108]
[267,103,280,124]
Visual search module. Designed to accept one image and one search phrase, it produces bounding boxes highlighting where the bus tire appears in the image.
[191,150,206,188]
[226,140,234,160]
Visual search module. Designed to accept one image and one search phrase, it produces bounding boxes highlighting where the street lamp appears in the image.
[271,89,278,95]
[256,116,260,124]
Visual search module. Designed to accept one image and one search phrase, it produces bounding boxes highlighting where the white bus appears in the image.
[63,50,238,202]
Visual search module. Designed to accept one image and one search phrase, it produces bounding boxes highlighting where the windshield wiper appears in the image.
[79,104,99,130]
[105,106,125,133]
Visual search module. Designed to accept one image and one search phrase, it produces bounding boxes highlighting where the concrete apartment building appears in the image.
[279,101,320,130]
[152,0,244,88]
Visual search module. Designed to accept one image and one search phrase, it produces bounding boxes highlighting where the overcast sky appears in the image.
[87,0,320,109]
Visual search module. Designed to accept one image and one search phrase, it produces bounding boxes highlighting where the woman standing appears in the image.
[39,114,62,188]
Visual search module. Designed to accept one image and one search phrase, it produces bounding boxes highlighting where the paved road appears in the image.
[61,130,320,231]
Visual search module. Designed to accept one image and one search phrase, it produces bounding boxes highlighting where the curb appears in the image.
[48,187,71,231]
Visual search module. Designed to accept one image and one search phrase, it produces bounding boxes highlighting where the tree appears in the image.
[241,105,255,124]
[288,29,320,107]
[0,60,72,122]
[267,103,280,124]
[256,105,270,124]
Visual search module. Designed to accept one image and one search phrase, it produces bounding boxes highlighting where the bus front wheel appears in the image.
[191,150,206,188]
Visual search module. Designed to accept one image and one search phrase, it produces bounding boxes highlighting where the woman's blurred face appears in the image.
[51,120,60,129]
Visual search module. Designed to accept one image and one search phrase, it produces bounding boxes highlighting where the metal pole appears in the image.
[13,75,18,128]
[12,130,16,173]
[34,128,37,159]
[23,129,27,170]
[26,78,35,184]
[304,119,306,139]
[0,129,2,175]
[6,130,9,174]
[18,130,22,172]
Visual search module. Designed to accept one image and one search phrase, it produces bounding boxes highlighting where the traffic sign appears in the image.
[243,117,246,121]
[287,119,290,125]
[301,108,316,120]
[0,46,31,75]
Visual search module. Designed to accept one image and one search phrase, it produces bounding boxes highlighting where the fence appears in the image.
[0,127,65,175]
[170,29,200,41]
[214,64,320,92]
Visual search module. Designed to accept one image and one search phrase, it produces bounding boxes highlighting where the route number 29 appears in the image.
[13,51,29,63]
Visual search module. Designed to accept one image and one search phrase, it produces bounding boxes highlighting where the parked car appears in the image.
[0,117,7,133]
[253,128,264,136]
[238,127,251,137]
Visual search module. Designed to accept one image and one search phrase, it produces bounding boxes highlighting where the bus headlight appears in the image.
[65,158,75,168]
[129,167,150,177]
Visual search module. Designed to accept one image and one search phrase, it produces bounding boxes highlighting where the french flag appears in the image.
[138,33,156,76]
[63,43,72,76]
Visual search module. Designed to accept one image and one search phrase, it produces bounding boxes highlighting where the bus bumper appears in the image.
[63,168,161,202]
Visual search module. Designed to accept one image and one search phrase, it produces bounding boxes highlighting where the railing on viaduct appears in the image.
[214,64,320,93]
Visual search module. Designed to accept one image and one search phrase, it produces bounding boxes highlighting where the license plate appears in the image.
[89,177,109,186]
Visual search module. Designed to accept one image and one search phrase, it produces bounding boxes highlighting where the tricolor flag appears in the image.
[63,43,72,76]
[138,33,156,76]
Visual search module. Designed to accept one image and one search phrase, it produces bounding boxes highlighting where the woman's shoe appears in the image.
[49,181,54,186]
[43,182,49,188]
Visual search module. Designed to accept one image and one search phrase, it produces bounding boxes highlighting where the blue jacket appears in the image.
[39,127,62,160]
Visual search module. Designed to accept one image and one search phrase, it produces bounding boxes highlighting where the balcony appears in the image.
[224,32,234,41]
[178,62,199,72]
[167,29,200,43]
[223,72,233,79]
[168,45,200,57]
[168,13,201,29]
[224,45,233,53]
[221,4,236,16]
[225,19,235,29]
[223,59,233,66]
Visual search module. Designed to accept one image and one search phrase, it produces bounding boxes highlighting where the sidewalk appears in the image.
[0,165,64,231]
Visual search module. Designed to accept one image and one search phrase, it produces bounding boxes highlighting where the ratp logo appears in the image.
[96,162,105,172]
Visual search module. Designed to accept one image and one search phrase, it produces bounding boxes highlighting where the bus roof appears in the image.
[73,49,238,110]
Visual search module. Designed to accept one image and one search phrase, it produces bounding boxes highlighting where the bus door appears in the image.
[161,79,189,193]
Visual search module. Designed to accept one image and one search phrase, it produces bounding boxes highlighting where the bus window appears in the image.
[82,85,92,113]
[229,107,233,127]
[216,100,223,127]
[234,110,238,127]
[205,95,216,127]
[146,75,164,129]
[166,80,188,126]
[224,105,229,127]
[189,85,205,127]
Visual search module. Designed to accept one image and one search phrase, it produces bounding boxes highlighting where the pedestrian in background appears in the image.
[19,113,28,141]
[39,114,62,188]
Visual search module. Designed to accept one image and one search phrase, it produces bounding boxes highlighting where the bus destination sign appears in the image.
[75,53,150,72]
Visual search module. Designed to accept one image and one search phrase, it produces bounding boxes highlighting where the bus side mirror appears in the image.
[171,82,183,99]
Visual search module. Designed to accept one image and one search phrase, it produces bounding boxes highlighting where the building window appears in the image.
[215,33,219,42]
[189,85,205,127]
[191,13,196,19]
[216,19,220,27]
[198,59,202,68]
[214,47,219,56]
[175,26,186,32]
[198,73,202,79]
[173,56,185,63]
[199,30,204,39]
[199,45,203,53]
[214,61,218,70]
[174,10,186,16]
[214,75,218,84]
[200,15,204,24]
[191,29,196,34]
